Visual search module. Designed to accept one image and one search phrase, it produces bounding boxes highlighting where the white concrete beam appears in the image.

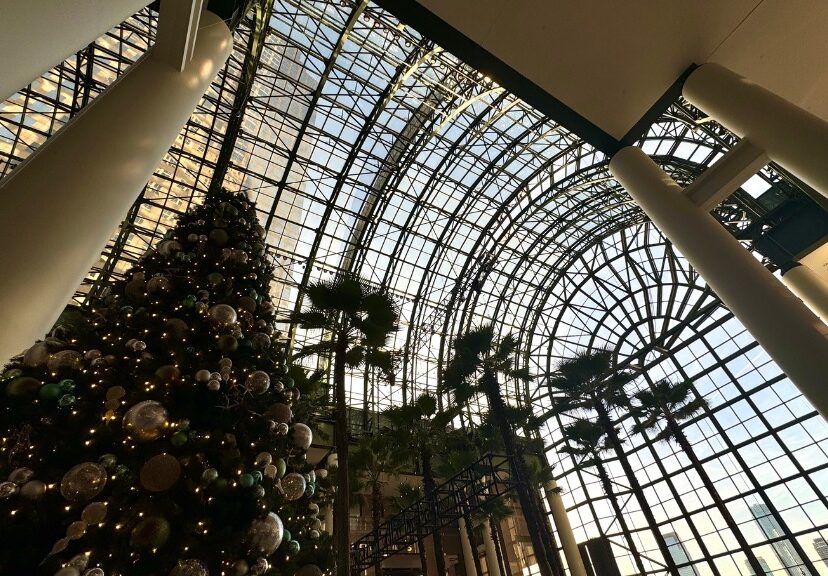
[154,0,204,71]
[684,138,769,212]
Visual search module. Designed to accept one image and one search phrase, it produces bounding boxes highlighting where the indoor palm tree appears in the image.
[287,275,399,575]
[548,350,677,574]
[351,433,407,576]
[559,418,648,575]
[441,324,563,576]
[632,378,766,576]
[383,394,455,576]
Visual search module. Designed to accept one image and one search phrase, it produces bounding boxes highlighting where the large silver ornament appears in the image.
[169,559,209,576]
[247,512,284,556]
[245,371,270,395]
[291,423,313,451]
[123,400,169,441]
[208,304,237,325]
[281,473,306,501]
[60,462,107,502]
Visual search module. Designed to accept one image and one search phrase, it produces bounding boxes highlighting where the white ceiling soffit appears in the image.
[413,0,828,140]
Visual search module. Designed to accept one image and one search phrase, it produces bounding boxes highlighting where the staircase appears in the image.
[350,453,515,574]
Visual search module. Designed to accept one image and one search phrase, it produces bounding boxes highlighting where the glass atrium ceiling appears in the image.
[1,1,827,574]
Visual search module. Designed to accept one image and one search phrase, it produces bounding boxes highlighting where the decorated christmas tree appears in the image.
[0,191,333,576]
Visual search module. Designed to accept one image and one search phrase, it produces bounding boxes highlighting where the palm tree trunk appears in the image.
[422,447,447,576]
[595,405,677,574]
[463,515,484,576]
[372,478,384,576]
[669,420,766,576]
[491,518,512,576]
[334,335,351,576]
[594,457,647,575]
[418,540,429,576]
[483,372,563,576]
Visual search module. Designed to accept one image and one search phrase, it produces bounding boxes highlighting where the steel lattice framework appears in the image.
[1,1,827,575]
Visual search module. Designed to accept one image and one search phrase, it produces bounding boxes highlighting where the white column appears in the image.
[481,520,501,576]
[781,263,828,325]
[0,7,232,363]
[324,504,334,535]
[544,480,587,576]
[424,534,440,576]
[1,1,151,101]
[683,63,828,199]
[459,518,477,576]
[609,146,828,419]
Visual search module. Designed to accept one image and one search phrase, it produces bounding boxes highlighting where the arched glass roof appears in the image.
[1,1,826,574]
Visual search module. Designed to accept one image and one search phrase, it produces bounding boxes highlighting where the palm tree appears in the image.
[548,350,678,574]
[351,434,407,576]
[559,418,648,575]
[384,394,455,576]
[632,378,766,576]
[441,325,564,576]
[390,482,429,575]
[287,275,399,575]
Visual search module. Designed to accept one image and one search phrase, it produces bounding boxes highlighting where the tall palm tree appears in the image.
[389,482,430,575]
[559,418,648,575]
[632,378,766,576]
[351,433,407,576]
[442,324,564,576]
[287,275,399,575]
[548,350,678,574]
[384,394,455,576]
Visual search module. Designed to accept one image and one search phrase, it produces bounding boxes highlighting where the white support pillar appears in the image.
[683,63,828,199]
[459,518,477,576]
[0,4,232,363]
[1,1,151,101]
[481,520,501,576]
[610,146,828,419]
[424,534,441,576]
[781,263,828,325]
[544,480,587,576]
[324,504,334,535]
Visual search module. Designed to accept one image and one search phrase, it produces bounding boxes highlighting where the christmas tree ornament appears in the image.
[265,403,292,424]
[21,479,47,500]
[250,558,269,576]
[123,400,169,441]
[255,452,272,467]
[158,240,183,257]
[195,369,211,383]
[130,516,171,550]
[147,276,171,294]
[209,228,229,246]
[248,512,284,556]
[9,467,34,484]
[23,342,50,367]
[170,559,209,576]
[66,520,87,540]
[217,334,238,353]
[54,567,81,576]
[6,375,41,397]
[291,423,313,451]
[281,473,306,501]
[48,350,83,372]
[140,453,181,492]
[263,464,278,480]
[83,569,104,576]
[231,559,249,576]
[60,462,107,502]
[0,481,19,498]
[296,565,322,576]
[81,502,107,524]
[245,371,270,395]
[237,296,257,313]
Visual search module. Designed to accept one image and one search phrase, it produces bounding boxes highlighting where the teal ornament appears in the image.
[253,485,265,498]
[284,377,294,389]
[251,471,263,483]
[305,482,316,497]
[57,394,76,408]
[39,382,62,400]
[239,473,255,488]
[171,431,188,447]
[99,453,117,469]
[120,305,134,314]
[59,379,75,393]
[282,529,291,544]
[287,540,300,554]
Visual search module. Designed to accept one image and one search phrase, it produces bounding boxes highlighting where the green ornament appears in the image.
[99,454,117,469]
[305,482,316,497]
[6,376,41,397]
[202,468,219,483]
[59,378,75,392]
[130,516,171,550]
[287,540,300,554]
[239,473,255,488]
[253,485,265,498]
[251,471,263,483]
[57,394,76,408]
[171,431,188,447]
[217,335,238,353]
[154,365,181,384]
[275,458,286,479]
[2,368,22,380]
[282,529,292,544]
[183,295,197,308]
[284,377,295,389]
[115,464,129,477]
[39,382,62,400]
[207,272,224,288]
